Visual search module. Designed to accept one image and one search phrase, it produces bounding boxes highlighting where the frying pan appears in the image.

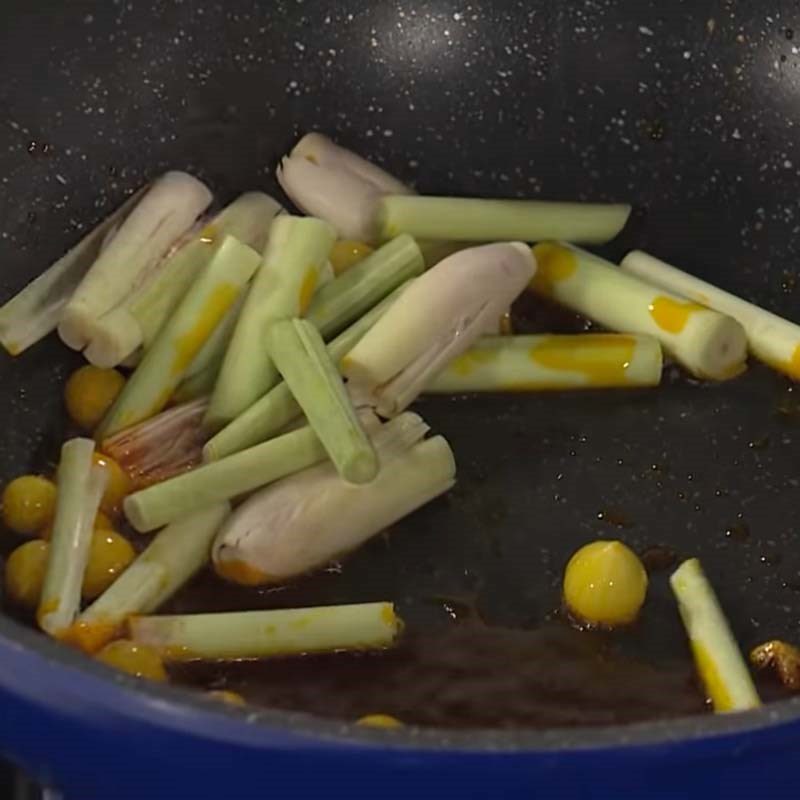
[1,0,800,796]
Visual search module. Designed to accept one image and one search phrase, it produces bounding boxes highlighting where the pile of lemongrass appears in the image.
[1,131,795,699]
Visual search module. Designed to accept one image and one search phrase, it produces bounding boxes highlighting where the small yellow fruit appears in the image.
[64,365,125,431]
[82,529,136,600]
[563,540,648,627]
[1,475,57,535]
[329,240,374,275]
[96,640,167,682]
[91,453,131,515]
[207,690,247,706]
[5,540,49,608]
[356,714,403,729]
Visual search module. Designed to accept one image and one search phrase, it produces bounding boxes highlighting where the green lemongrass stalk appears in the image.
[305,234,424,339]
[124,416,380,532]
[213,414,455,585]
[67,503,229,654]
[84,192,281,368]
[101,398,209,489]
[342,243,535,417]
[267,319,377,484]
[670,559,761,713]
[427,334,663,393]
[205,216,337,430]
[129,602,402,660]
[38,439,108,637]
[529,243,748,381]
[172,366,216,404]
[277,133,412,241]
[59,172,212,351]
[97,236,261,439]
[0,189,145,356]
[379,195,631,245]
[203,283,409,461]
[182,293,244,381]
[622,250,800,381]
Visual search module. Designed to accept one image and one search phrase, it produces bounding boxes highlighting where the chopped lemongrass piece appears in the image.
[124,416,377,532]
[621,250,800,381]
[267,319,377,484]
[68,503,229,653]
[97,236,261,439]
[329,241,375,275]
[305,234,424,340]
[277,133,412,241]
[379,196,631,245]
[529,243,747,381]
[213,414,455,585]
[38,439,108,638]
[427,334,663,393]
[181,294,244,383]
[172,366,217,404]
[204,283,408,461]
[0,189,145,356]
[343,242,535,417]
[102,398,209,489]
[129,602,402,661]
[205,216,336,430]
[670,558,761,713]
[58,172,213,351]
[84,192,280,368]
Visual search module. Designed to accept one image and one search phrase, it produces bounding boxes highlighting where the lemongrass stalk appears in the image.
[305,234,424,339]
[427,334,663,393]
[670,558,761,713]
[205,216,337,430]
[343,242,535,417]
[182,293,244,381]
[204,283,409,461]
[130,602,401,660]
[59,172,213,350]
[291,133,412,195]
[38,439,108,637]
[68,503,229,654]
[173,367,216,404]
[101,398,209,489]
[529,243,747,381]
[379,196,631,245]
[267,319,378,484]
[123,419,359,532]
[621,250,800,381]
[277,134,411,242]
[97,236,261,439]
[84,192,281,367]
[0,189,145,356]
[213,414,454,585]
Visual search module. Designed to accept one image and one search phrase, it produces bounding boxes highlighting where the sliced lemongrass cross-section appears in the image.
[123,414,379,532]
[213,413,455,586]
[38,439,108,638]
[621,249,800,381]
[0,188,145,356]
[305,233,423,339]
[97,236,261,439]
[342,242,535,417]
[67,503,229,654]
[205,216,336,430]
[129,602,402,661]
[379,196,631,245]
[266,319,377,484]
[204,283,408,461]
[277,133,411,241]
[58,172,213,351]
[670,558,761,713]
[101,398,209,489]
[529,243,747,381]
[84,192,281,368]
[427,333,663,393]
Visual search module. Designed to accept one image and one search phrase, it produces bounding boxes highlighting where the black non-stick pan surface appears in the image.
[1,0,800,748]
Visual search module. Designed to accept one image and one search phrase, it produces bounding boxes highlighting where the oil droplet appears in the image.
[596,509,634,528]
[786,27,794,40]
[640,544,678,573]
[725,522,750,542]
[648,296,705,334]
